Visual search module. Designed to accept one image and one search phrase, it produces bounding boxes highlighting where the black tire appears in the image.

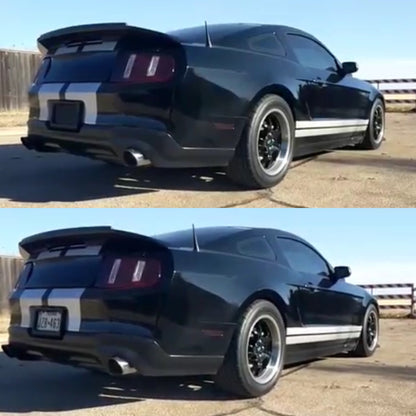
[357,98,385,150]
[215,300,286,398]
[350,304,379,357]
[227,95,295,189]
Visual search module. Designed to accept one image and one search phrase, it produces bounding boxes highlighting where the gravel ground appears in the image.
[0,319,415,416]
[0,113,415,208]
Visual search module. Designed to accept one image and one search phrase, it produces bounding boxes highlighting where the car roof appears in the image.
[167,23,316,43]
[155,226,308,245]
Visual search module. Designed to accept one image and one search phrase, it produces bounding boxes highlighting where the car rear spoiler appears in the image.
[37,23,181,53]
[19,226,167,259]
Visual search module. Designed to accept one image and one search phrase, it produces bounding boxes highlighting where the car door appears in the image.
[276,237,362,327]
[285,34,369,136]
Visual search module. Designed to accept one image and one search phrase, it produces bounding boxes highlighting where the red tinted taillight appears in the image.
[112,53,175,83]
[96,256,161,289]
[33,58,51,85]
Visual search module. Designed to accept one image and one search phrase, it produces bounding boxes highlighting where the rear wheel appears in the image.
[227,95,295,189]
[350,304,379,357]
[357,98,385,150]
[215,300,285,398]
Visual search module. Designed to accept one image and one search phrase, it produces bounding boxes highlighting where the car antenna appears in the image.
[192,224,200,252]
[204,21,212,48]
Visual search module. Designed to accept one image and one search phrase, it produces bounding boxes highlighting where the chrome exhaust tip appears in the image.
[108,357,137,376]
[123,149,151,167]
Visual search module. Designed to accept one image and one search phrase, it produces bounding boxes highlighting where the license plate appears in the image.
[36,310,63,332]
[50,101,82,130]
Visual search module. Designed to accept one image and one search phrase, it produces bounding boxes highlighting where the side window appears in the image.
[277,238,329,275]
[236,236,275,261]
[287,34,338,72]
[247,33,286,56]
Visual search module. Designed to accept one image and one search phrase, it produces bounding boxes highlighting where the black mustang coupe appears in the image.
[3,226,379,397]
[22,22,385,188]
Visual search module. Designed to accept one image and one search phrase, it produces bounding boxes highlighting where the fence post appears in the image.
[412,284,416,318]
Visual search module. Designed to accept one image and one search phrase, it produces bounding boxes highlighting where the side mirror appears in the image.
[341,61,359,75]
[333,266,351,280]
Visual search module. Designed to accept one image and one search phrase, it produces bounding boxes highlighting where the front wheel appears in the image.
[227,95,295,189]
[357,98,385,150]
[350,304,379,357]
[215,300,286,398]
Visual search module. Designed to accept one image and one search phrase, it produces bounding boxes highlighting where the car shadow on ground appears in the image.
[0,353,237,413]
[0,144,243,203]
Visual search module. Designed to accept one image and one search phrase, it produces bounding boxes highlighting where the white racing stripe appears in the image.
[55,45,79,55]
[287,325,362,336]
[286,325,362,345]
[295,125,368,138]
[17,288,85,332]
[19,289,47,327]
[48,289,85,332]
[296,119,369,129]
[38,83,65,121]
[64,83,101,125]
[82,41,118,52]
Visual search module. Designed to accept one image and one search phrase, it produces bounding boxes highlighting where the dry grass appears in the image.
[0,111,28,128]
[386,104,415,113]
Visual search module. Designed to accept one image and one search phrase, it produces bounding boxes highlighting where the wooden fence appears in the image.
[359,283,415,317]
[366,78,416,108]
[0,49,41,111]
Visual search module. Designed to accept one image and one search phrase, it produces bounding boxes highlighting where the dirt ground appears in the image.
[0,319,415,416]
[0,113,415,208]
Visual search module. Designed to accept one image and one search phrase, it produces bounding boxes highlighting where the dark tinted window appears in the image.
[287,34,337,71]
[24,257,102,289]
[156,228,275,261]
[278,238,329,275]
[247,34,286,56]
[236,236,275,260]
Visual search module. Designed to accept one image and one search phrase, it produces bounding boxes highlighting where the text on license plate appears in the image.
[36,310,62,332]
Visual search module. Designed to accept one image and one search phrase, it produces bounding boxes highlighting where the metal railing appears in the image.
[365,78,416,107]
[359,283,415,316]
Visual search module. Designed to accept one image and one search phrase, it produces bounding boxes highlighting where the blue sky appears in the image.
[1,0,415,78]
[0,209,415,286]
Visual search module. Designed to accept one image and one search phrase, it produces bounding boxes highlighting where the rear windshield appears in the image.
[24,256,102,288]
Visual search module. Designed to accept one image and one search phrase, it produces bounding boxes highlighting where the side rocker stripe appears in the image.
[295,125,368,138]
[287,325,362,336]
[286,331,361,345]
[296,119,369,129]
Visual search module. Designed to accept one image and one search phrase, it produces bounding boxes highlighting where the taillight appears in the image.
[15,263,33,289]
[111,53,175,83]
[33,58,51,85]
[96,256,161,289]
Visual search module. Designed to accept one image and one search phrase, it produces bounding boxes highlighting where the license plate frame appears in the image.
[49,100,83,131]
[32,307,66,338]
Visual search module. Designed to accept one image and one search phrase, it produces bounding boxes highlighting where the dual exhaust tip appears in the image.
[107,356,137,376]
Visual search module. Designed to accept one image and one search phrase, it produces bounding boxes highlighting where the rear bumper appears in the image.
[2,325,223,376]
[23,119,234,168]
